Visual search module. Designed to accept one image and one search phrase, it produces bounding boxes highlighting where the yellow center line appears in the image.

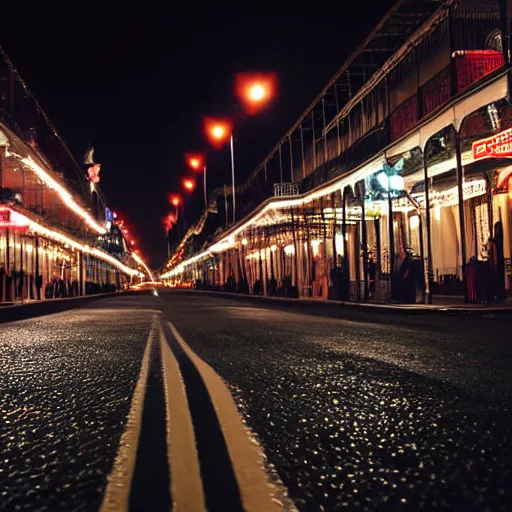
[159,324,206,512]
[166,320,284,512]
[99,318,156,512]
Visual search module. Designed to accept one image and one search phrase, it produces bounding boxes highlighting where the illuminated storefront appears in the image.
[161,0,512,305]
[0,127,144,303]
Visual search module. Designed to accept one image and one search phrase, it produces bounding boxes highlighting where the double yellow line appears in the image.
[99,314,284,512]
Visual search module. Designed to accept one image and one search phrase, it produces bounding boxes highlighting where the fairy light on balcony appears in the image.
[131,251,154,281]
[6,207,139,276]
[11,153,106,234]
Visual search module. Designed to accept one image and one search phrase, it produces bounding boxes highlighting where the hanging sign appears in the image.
[472,127,512,160]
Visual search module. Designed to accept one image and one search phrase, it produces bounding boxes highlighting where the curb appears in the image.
[164,288,512,317]
[0,289,146,324]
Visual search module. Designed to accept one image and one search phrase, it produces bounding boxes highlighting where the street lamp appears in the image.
[235,72,277,115]
[169,194,181,220]
[182,177,196,192]
[186,153,207,210]
[202,77,275,224]
[204,117,237,223]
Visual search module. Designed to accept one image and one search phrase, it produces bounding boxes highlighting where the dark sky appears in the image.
[3,4,393,268]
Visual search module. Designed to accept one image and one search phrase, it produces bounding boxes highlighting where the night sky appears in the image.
[3,5,394,268]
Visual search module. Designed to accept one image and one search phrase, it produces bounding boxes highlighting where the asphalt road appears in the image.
[0,294,159,511]
[1,290,511,511]
[161,290,512,511]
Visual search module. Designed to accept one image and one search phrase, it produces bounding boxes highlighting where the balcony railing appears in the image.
[390,94,419,141]
[389,51,505,144]
[274,182,299,196]
[422,67,451,117]
[454,50,504,92]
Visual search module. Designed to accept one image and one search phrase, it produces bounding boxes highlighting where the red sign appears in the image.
[0,208,29,232]
[472,128,512,160]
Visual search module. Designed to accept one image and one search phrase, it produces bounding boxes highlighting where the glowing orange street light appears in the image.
[204,116,237,223]
[185,153,207,210]
[186,153,203,171]
[182,178,196,192]
[235,72,277,114]
[169,194,181,207]
[204,117,232,147]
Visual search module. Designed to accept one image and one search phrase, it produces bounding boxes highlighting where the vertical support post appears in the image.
[418,209,426,304]
[304,208,313,297]
[387,171,395,300]
[0,146,6,188]
[35,235,40,300]
[290,207,300,296]
[342,188,349,286]
[423,151,434,304]
[311,110,317,170]
[334,84,341,155]
[288,136,294,183]
[322,97,328,162]
[375,217,382,285]
[5,228,10,301]
[455,130,468,302]
[300,125,306,179]
[20,236,24,301]
[320,197,328,260]
[485,171,494,240]
[360,181,369,301]
[331,192,337,265]
[268,228,275,281]
[278,145,283,183]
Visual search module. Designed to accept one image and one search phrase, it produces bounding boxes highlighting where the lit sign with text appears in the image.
[473,128,512,160]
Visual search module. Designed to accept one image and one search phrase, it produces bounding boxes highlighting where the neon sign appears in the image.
[472,128,512,160]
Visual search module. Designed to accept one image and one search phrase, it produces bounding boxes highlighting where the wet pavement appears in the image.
[2,290,512,511]
[161,290,512,511]
[0,295,158,511]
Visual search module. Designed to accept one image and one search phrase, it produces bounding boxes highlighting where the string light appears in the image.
[131,251,154,281]
[7,151,106,234]
[8,207,141,277]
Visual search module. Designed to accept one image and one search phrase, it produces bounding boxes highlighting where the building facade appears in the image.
[0,52,148,303]
[161,0,512,305]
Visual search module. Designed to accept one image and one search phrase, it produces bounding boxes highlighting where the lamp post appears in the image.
[202,76,275,224]
[186,154,207,210]
[170,194,181,221]
[205,119,237,223]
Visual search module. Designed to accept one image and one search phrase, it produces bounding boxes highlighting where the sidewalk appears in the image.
[171,288,512,316]
[0,289,143,323]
